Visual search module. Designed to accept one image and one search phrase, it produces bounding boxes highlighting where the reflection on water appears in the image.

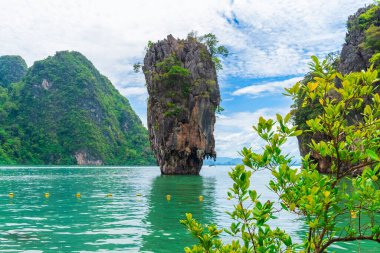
[0,166,378,252]
[141,175,216,252]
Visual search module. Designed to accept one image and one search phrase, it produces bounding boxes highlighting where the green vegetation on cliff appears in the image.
[352,3,380,70]
[0,51,155,165]
[0,55,27,87]
[0,55,27,163]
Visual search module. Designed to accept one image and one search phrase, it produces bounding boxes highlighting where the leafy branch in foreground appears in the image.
[181,56,380,252]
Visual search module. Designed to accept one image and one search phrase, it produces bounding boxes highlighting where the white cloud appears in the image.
[0,0,372,84]
[0,0,373,159]
[215,108,300,159]
[218,0,373,78]
[0,0,230,85]
[119,86,147,97]
[232,77,303,96]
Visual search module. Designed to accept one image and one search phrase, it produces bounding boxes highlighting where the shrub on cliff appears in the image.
[182,57,380,252]
[357,3,380,58]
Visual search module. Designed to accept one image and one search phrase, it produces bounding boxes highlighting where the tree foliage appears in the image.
[292,54,339,132]
[188,32,229,71]
[0,55,27,87]
[182,57,380,252]
[363,24,380,51]
[356,2,380,64]
[357,3,379,29]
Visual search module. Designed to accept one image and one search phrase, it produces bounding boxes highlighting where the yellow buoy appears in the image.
[136,193,142,197]
[44,192,50,198]
[199,195,204,202]
[166,194,171,201]
[8,192,14,198]
[75,193,81,198]
[106,193,113,197]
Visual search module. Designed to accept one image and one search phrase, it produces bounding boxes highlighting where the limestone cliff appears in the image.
[339,5,380,74]
[143,35,220,174]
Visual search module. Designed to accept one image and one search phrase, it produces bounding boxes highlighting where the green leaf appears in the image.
[311,55,319,65]
[366,149,380,161]
[290,130,302,137]
[284,113,291,124]
[276,114,283,124]
[280,202,289,211]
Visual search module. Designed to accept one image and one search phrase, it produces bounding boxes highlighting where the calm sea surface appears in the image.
[0,166,378,252]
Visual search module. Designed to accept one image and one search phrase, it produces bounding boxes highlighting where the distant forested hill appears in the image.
[0,51,155,165]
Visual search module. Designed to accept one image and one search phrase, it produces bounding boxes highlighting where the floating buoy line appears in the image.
[4,193,206,202]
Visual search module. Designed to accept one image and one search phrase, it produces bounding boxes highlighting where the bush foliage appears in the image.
[182,57,380,252]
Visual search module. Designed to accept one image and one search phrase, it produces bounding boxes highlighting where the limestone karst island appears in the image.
[0,1,379,253]
[143,35,220,175]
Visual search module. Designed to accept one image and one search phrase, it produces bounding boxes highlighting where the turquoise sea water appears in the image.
[0,166,378,252]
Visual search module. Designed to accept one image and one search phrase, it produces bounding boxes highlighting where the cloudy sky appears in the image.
[0,0,373,158]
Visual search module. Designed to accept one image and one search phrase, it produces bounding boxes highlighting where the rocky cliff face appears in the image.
[143,35,220,174]
[339,5,380,74]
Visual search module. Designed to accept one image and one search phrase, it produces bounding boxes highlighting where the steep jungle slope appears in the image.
[0,51,155,165]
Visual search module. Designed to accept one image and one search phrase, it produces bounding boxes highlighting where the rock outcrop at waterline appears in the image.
[143,35,220,174]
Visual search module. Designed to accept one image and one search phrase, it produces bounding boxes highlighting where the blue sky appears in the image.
[0,0,373,158]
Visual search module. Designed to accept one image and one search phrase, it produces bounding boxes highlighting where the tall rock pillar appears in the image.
[143,35,220,175]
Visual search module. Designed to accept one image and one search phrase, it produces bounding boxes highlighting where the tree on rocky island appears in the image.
[181,57,380,252]
[141,34,227,175]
